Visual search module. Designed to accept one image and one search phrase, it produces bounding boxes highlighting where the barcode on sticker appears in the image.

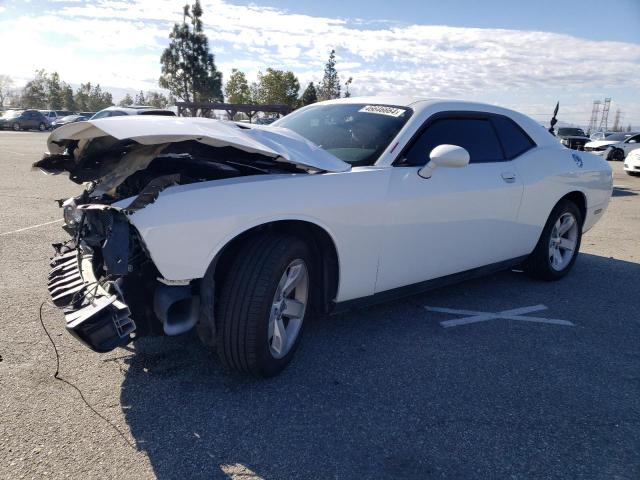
[359,105,407,117]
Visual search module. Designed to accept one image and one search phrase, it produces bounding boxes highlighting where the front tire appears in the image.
[12,122,20,131]
[523,200,583,281]
[215,233,312,377]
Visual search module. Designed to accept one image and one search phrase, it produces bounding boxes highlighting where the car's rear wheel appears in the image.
[38,122,46,131]
[608,148,624,161]
[215,233,311,377]
[523,199,583,280]
[12,122,19,131]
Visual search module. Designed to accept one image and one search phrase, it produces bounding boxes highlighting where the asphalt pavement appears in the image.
[1,131,639,479]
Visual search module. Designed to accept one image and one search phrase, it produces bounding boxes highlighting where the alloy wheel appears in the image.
[549,212,578,271]
[268,258,309,359]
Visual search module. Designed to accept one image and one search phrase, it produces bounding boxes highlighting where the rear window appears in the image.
[491,115,535,159]
[139,110,176,116]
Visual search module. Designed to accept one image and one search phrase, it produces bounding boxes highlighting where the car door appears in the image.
[621,134,640,156]
[24,112,37,128]
[375,113,527,293]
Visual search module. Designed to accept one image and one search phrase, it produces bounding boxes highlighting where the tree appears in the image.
[135,90,147,105]
[74,83,92,111]
[119,93,134,107]
[317,50,341,101]
[61,83,75,111]
[75,82,112,111]
[21,69,49,108]
[254,68,300,107]
[344,77,353,98]
[46,72,63,109]
[0,75,14,108]
[159,0,223,115]
[300,82,317,106]
[146,91,171,108]
[225,69,251,104]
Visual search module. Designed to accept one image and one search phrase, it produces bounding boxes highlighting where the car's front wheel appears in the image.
[523,199,583,280]
[215,233,311,377]
[12,122,20,131]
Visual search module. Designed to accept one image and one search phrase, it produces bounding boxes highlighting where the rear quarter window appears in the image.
[491,115,536,159]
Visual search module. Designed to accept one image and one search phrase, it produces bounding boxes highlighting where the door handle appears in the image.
[501,172,516,183]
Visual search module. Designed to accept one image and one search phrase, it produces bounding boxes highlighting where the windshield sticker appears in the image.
[359,105,407,117]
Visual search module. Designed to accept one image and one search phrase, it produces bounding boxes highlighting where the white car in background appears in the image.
[35,97,613,377]
[585,131,640,161]
[89,105,176,119]
[624,149,640,176]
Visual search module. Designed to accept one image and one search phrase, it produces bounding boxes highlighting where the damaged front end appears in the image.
[35,116,350,353]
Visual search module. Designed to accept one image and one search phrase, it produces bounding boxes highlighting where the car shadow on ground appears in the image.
[119,253,640,479]
[612,186,638,197]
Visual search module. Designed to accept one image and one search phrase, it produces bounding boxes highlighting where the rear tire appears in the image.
[523,199,583,281]
[38,122,46,131]
[608,148,624,161]
[215,233,312,377]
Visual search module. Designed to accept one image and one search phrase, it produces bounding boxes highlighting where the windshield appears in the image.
[273,103,412,166]
[558,128,586,137]
[2,110,21,119]
[606,132,634,141]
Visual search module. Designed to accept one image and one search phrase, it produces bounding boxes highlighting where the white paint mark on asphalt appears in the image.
[425,304,574,328]
[0,219,63,236]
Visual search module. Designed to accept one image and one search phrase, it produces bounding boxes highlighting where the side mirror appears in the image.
[418,144,470,179]
[628,139,637,144]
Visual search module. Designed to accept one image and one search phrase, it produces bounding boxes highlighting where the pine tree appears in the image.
[300,82,317,106]
[135,90,146,105]
[159,0,223,115]
[119,93,134,107]
[318,50,341,101]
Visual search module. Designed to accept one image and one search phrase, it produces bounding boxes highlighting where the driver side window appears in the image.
[402,116,504,166]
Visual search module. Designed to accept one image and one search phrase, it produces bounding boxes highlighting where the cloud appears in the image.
[0,0,638,123]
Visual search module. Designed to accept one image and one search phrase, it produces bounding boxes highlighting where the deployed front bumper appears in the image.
[47,248,136,352]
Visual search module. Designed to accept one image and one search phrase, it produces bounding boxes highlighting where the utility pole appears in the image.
[598,97,611,132]
[587,100,601,135]
[612,109,621,131]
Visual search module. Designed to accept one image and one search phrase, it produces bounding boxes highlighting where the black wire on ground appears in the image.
[38,301,136,450]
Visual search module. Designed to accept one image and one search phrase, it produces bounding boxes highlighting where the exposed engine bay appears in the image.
[37,135,309,352]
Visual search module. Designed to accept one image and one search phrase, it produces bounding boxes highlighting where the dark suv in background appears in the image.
[556,127,590,150]
[0,110,51,131]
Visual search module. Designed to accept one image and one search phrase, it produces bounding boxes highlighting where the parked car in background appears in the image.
[51,114,91,129]
[589,131,615,141]
[623,149,640,176]
[0,109,50,131]
[556,127,590,150]
[90,105,175,119]
[36,97,613,377]
[585,132,640,161]
[40,110,74,122]
[255,116,278,125]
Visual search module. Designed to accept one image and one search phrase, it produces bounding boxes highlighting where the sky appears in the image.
[0,0,639,126]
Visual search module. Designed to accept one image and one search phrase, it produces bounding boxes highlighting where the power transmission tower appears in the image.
[612,109,621,131]
[598,97,611,131]
[587,100,601,134]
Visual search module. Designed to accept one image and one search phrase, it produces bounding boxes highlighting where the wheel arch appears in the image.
[208,219,341,314]
[560,190,587,226]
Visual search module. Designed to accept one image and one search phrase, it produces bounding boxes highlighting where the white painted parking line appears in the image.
[0,219,63,236]
[425,304,574,328]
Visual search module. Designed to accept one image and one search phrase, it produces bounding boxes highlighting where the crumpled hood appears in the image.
[47,115,351,173]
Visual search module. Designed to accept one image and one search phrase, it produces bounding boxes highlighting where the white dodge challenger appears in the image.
[36,97,613,377]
